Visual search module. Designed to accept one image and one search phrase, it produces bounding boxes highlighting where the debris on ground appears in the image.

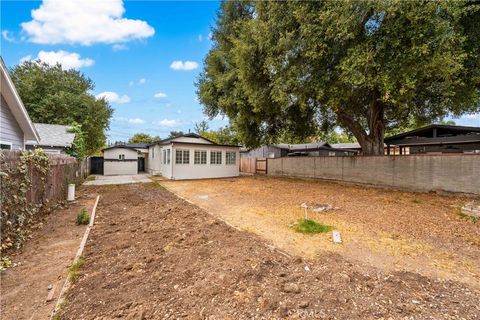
[332,230,343,244]
[462,201,480,219]
[198,195,209,200]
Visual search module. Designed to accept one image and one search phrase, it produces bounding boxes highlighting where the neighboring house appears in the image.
[103,145,141,176]
[241,142,357,158]
[0,57,39,150]
[148,133,240,180]
[124,142,149,171]
[26,123,75,154]
[384,124,480,155]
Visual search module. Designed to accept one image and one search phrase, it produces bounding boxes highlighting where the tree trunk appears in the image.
[337,96,385,156]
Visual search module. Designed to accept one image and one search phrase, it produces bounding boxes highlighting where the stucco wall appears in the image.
[267,154,480,194]
[103,147,138,175]
[0,94,25,150]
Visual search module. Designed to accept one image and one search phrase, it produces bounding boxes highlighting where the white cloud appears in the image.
[198,34,203,42]
[465,113,480,120]
[112,44,128,51]
[20,50,94,70]
[170,60,199,71]
[138,78,146,85]
[128,81,135,86]
[208,32,213,40]
[20,55,32,64]
[21,0,155,45]
[114,117,145,124]
[154,92,167,98]
[128,118,145,124]
[96,91,131,104]
[155,119,178,127]
[2,30,15,42]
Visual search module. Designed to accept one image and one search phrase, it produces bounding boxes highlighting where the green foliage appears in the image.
[168,131,185,138]
[194,120,239,145]
[65,122,86,160]
[68,257,85,283]
[10,61,113,155]
[128,133,161,144]
[0,149,50,252]
[76,208,90,225]
[292,219,333,234]
[198,1,480,155]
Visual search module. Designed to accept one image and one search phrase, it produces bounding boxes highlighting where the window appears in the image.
[328,152,336,157]
[226,151,236,165]
[167,149,171,164]
[176,149,190,164]
[0,142,12,150]
[152,148,154,159]
[163,150,166,164]
[210,151,222,165]
[118,154,125,160]
[194,150,207,164]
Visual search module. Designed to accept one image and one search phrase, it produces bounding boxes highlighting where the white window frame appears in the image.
[0,141,13,150]
[226,151,236,165]
[167,149,171,164]
[176,149,190,164]
[163,149,166,164]
[194,150,207,165]
[210,151,222,165]
[118,154,125,160]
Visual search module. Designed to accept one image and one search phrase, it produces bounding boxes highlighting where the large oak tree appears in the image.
[197,0,480,155]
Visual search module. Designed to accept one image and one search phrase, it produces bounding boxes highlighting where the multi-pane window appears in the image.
[0,143,12,150]
[226,151,236,165]
[210,151,222,165]
[176,149,190,164]
[118,154,125,160]
[194,150,207,164]
[167,149,171,164]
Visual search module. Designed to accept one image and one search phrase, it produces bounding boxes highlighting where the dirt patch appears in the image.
[159,176,480,286]
[60,183,479,319]
[0,188,96,320]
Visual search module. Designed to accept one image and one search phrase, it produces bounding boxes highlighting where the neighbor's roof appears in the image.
[26,123,75,147]
[0,57,39,142]
[102,144,141,152]
[331,142,361,149]
[150,133,241,147]
[124,142,150,149]
[385,124,480,142]
[271,142,331,150]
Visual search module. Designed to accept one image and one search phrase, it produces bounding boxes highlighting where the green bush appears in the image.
[292,219,333,234]
[76,208,90,225]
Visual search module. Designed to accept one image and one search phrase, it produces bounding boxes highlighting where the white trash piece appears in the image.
[332,230,342,244]
[67,184,75,201]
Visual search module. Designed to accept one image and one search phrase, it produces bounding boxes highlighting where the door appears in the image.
[138,157,145,172]
[89,157,104,175]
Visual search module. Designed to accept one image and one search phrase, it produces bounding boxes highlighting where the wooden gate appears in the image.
[240,157,267,174]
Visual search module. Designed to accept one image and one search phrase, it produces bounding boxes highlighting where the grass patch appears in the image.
[76,208,90,225]
[52,300,67,320]
[292,219,333,234]
[150,179,167,190]
[411,198,422,204]
[457,208,479,223]
[86,175,96,181]
[68,257,85,283]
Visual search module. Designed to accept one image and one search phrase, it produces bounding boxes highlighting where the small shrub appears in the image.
[76,208,90,225]
[86,175,96,181]
[68,257,85,283]
[457,208,479,223]
[292,219,333,234]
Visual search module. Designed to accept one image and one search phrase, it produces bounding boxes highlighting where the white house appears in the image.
[0,57,39,150]
[148,133,240,180]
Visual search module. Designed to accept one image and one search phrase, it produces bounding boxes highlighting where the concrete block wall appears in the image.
[267,154,480,194]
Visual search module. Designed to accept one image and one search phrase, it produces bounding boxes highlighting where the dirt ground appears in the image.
[60,183,480,319]
[159,176,480,287]
[0,189,97,320]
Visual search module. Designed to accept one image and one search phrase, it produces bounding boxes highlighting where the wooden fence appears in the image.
[240,157,267,175]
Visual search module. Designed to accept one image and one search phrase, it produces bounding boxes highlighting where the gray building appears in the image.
[241,142,357,158]
[26,123,76,154]
[0,57,39,150]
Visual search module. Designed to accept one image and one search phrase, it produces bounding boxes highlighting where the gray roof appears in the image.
[331,142,361,149]
[273,142,331,151]
[26,123,75,147]
[125,143,150,149]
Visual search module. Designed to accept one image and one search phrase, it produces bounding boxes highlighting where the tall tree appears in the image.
[168,131,185,138]
[128,133,161,144]
[10,61,113,155]
[198,0,480,155]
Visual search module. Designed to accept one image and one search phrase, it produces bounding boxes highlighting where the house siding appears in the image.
[103,147,138,175]
[0,94,24,150]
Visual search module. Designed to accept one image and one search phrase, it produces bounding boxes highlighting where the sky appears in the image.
[1,0,228,143]
[1,0,479,144]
